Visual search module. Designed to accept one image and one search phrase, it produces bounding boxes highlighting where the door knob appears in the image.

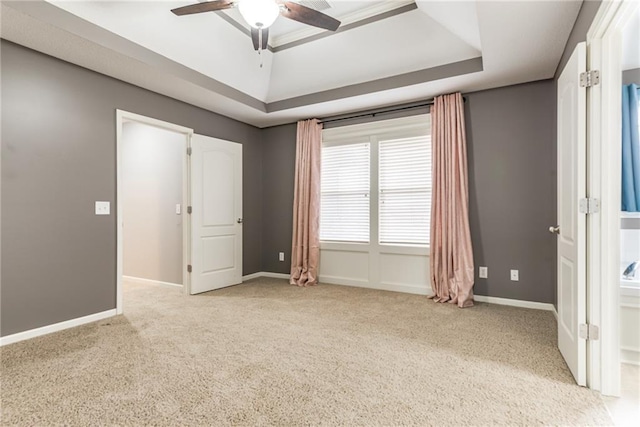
[549,225,560,234]
[237,218,243,224]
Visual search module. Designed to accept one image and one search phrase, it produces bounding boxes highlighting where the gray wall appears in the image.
[551,0,601,307]
[623,68,640,86]
[261,124,297,273]
[622,218,640,229]
[123,122,184,285]
[555,0,602,80]
[465,81,556,303]
[261,80,557,303]
[0,0,608,336]
[1,40,263,337]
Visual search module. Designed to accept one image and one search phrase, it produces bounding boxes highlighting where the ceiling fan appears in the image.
[171,0,341,51]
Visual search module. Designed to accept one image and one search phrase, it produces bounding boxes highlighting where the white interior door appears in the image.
[190,134,242,294]
[555,42,587,386]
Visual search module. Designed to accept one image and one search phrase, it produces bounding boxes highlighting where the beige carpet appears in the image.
[1,278,612,426]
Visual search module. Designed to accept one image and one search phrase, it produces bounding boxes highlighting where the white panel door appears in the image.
[556,42,587,386]
[190,134,242,294]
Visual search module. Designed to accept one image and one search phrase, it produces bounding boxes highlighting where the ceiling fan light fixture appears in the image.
[238,0,280,29]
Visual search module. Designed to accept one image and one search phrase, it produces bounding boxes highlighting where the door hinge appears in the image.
[187,206,192,214]
[187,147,192,156]
[579,198,600,214]
[580,70,600,88]
[187,264,192,273]
[579,323,599,341]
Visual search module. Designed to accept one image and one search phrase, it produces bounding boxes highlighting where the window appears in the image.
[379,136,431,245]
[320,142,370,242]
[320,115,431,247]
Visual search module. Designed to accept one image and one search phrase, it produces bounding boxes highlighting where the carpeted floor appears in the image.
[1,278,612,426]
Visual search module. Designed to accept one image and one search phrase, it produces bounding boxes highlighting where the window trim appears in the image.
[321,114,431,252]
[323,115,430,145]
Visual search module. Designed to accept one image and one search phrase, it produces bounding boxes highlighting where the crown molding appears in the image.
[269,0,414,47]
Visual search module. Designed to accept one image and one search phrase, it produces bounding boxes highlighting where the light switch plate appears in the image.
[95,201,110,215]
[176,204,181,215]
[479,266,488,279]
[279,252,285,262]
[510,269,519,281]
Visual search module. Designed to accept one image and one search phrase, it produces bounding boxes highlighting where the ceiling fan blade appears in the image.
[251,27,269,50]
[171,1,234,16]
[281,2,341,31]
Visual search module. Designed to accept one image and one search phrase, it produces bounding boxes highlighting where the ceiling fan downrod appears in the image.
[258,26,263,68]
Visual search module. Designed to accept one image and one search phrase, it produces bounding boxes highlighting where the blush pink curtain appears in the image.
[290,119,322,287]
[430,92,475,308]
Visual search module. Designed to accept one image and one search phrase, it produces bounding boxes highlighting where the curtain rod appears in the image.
[318,96,467,125]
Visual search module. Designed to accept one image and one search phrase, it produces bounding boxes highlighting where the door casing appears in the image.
[584,0,639,396]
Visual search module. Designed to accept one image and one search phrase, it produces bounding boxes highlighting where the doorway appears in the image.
[116,111,245,313]
[122,121,187,287]
[606,2,640,421]
[618,1,640,407]
[116,111,192,313]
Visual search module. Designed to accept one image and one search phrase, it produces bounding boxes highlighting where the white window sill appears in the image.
[320,241,370,252]
[621,212,640,218]
[320,241,430,256]
[620,285,640,297]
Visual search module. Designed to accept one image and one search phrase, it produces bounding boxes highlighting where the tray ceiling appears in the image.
[1,0,583,127]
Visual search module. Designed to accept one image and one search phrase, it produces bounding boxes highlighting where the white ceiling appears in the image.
[267,10,479,101]
[1,0,583,128]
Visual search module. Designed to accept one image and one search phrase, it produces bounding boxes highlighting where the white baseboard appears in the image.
[473,295,556,312]
[621,347,640,366]
[0,309,117,347]
[321,281,553,311]
[261,272,290,280]
[242,271,289,281]
[246,273,555,312]
[123,275,182,288]
[242,272,263,281]
[319,275,431,296]
[319,276,370,289]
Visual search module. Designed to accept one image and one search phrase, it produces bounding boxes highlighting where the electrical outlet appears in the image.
[479,266,488,279]
[510,270,519,281]
[279,252,285,262]
[95,201,110,215]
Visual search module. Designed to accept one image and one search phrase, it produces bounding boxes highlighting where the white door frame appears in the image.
[585,0,639,396]
[115,110,194,314]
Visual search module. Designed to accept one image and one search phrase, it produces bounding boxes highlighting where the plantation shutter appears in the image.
[379,136,431,245]
[320,142,370,242]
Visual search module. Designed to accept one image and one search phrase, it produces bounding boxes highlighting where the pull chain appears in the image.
[258,27,263,68]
